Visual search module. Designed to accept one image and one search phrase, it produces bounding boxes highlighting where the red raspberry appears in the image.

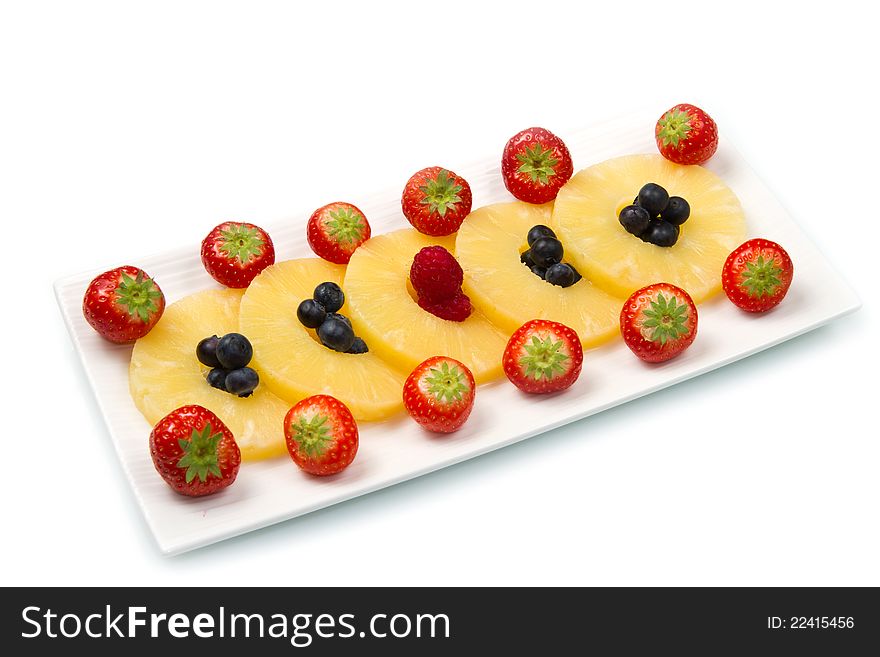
[410,246,463,301]
[418,291,472,322]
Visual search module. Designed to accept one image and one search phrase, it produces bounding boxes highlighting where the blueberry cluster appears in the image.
[619,183,690,247]
[297,281,368,354]
[519,225,582,288]
[197,333,260,397]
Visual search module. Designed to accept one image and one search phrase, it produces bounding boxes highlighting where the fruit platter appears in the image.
[55,110,859,554]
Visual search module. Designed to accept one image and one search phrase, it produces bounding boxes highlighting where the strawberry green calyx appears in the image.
[424,361,470,403]
[516,143,560,185]
[290,413,333,458]
[739,255,783,298]
[219,223,266,263]
[518,334,570,381]
[325,207,367,245]
[641,293,690,345]
[177,424,224,483]
[419,169,463,217]
[114,270,163,323]
[656,108,694,148]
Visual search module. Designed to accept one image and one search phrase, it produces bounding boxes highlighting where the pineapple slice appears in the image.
[129,288,289,461]
[344,229,508,382]
[552,154,747,302]
[456,201,622,348]
[238,258,404,421]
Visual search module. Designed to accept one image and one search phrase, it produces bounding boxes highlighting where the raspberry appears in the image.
[410,246,463,301]
[418,291,472,322]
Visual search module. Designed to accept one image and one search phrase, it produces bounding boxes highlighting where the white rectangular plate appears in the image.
[55,113,860,555]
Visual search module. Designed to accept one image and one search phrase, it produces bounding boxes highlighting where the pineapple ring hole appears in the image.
[303,325,324,347]
[404,270,482,307]
[615,197,634,218]
[519,239,584,288]
[517,241,532,272]
[301,321,368,355]
[405,276,420,306]
[296,313,357,352]
[614,195,686,246]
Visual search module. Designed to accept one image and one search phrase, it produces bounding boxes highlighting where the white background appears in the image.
[1,1,877,586]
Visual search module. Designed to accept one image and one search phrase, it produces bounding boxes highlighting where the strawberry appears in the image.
[501,127,573,204]
[403,356,476,433]
[149,405,241,497]
[284,395,359,476]
[655,103,719,165]
[620,283,698,363]
[401,166,473,236]
[200,221,275,288]
[502,319,583,394]
[722,238,794,312]
[82,266,165,344]
[307,202,371,264]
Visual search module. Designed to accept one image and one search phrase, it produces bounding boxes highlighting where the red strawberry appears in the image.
[502,319,583,394]
[149,405,241,497]
[401,166,473,236]
[284,395,358,476]
[201,221,275,288]
[418,291,472,322]
[655,104,719,165]
[403,356,476,433]
[501,127,573,204]
[307,202,371,264]
[722,238,794,312]
[82,266,165,344]
[410,245,464,301]
[620,283,698,363]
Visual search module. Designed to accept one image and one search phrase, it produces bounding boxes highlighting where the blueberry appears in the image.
[520,250,535,268]
[347,337,369,354]
[297,299,326,329]
[527,225,556,247]
[545,262,577,287]
[216,333,253,369]
[317,315,355,352]
[313,281,344,313]
[530,237,564,268]
[660,196,690,225]
[206,367,228,391]
[618,205,652,236]
[225,367,259,397]
[196,335,222,368]
[637,183,670,216]
[571,267,583,284]
[642,220,680,247]
[327,312,352,328]
[530,265,547,279]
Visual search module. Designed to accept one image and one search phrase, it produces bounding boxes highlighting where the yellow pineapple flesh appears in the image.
[456,201,622,348]
[344,229,508,382]
[551,154,747,302]
[129,288,289,461]
[238,258,405,421]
